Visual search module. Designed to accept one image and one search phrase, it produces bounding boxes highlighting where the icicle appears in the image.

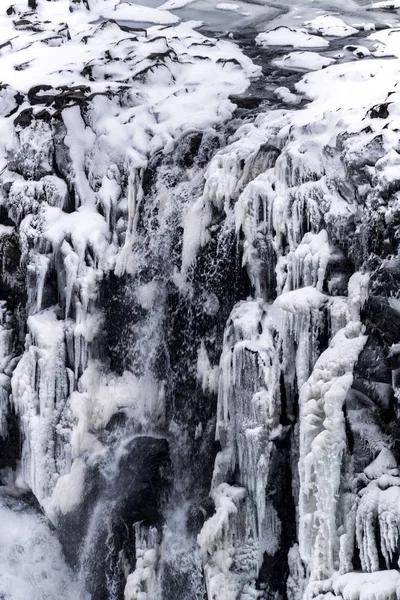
[115,168,145,276]
[298,320,367,581]
[124,524,160,600]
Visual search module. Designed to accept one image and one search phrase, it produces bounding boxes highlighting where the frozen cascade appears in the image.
[2,1,400,600]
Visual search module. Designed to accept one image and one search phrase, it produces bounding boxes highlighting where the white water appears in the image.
[0,498,88,600]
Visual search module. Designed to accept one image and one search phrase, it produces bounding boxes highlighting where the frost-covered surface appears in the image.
[3,0,400,599]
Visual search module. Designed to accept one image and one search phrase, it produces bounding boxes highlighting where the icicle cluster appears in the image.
[196,26,400,598]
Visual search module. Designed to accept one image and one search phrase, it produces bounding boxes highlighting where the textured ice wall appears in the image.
[193,25,400,597]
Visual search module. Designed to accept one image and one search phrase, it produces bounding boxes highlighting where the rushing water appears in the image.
[0,496,88,600]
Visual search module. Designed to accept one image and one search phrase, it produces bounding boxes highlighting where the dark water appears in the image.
[127,0,397,34]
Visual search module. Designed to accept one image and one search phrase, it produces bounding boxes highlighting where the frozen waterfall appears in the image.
[1,0,400,600]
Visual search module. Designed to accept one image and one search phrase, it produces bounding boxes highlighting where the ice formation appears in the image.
[2,1,400,600]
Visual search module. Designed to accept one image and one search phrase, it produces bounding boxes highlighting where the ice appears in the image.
[364,448,398,480]
[198,483,249,600]
[49,458,86,519]
[299,325,367,580]
[158,0,198,9]
[181,195,213,275]
[0,304,14,437]
[3,0,400,597]
[199,298,280,598]
[356,474,400,572]
[124,545,158,600]
[197,341,219,395]
[11,309,69,505]
[283,230,337,293]
[0,0,261,529]
[70,361,164,456]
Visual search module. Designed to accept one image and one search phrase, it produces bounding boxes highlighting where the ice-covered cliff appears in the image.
[2,0,400,599]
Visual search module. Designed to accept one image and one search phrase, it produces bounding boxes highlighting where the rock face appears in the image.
[2,1,400,600]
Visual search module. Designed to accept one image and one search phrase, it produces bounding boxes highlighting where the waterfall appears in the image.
[1,1,400,600]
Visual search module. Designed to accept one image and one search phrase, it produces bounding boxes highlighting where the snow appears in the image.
[273,51,335,72]
[275,86,302,104]
[273,286,327,315]
[304,16,359,38]
[370,0,400,9]
[216,3,241,11]
[0,0,260,516]
[307,570,400,600]
[100,2,179,23]
[256,27,330,49]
